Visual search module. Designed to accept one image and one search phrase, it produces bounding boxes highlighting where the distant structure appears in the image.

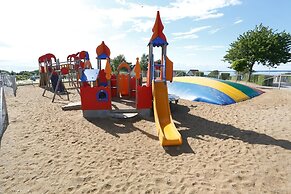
[186,69,199,76]
[173,70,186,77]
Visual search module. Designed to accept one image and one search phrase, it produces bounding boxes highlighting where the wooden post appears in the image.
[278,75,282,89]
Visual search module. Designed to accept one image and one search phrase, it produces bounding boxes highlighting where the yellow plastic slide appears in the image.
[152,81,182,146]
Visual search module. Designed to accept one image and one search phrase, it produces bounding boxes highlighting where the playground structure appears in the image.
[78,11,182,146]
[38,51,88,102]
[79,41,152,118]
[37,11,182,146]
[168,77,263,105]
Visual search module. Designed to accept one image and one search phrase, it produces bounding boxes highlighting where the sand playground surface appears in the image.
[0,84,291,193]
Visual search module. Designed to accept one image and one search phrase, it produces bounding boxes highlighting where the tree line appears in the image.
[0,70,39,81]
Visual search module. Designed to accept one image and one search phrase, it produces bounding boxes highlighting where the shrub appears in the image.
[220,73,230,80]
[194,71,204,77]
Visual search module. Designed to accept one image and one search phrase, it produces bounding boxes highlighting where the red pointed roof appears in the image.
[150,11,167,43]
[96,41,111,58]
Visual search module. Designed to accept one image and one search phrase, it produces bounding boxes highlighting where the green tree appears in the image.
[0,70,11,75]
[140,53,148,71]
[230,59,248,81]
[111,54,127,73]
[231,59,248,73]
[208,70,219,78]
[224,24,291,81]
[32,70,39,75]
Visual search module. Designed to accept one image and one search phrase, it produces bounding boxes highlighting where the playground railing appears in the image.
[0,86,9,146]
[0,73,17,96]
[263,74,291,89]
[0,73,17,145]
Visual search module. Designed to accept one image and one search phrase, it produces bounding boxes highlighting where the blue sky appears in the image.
[0,0,290,72]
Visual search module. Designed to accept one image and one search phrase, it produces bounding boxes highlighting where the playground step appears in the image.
[62,101,81,111]
[110,112,138,119]
[118,98,135,103]
[111,109,138,113]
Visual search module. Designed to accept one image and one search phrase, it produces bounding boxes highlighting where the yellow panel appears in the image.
[173,77,249,102]
[152,81,182,146]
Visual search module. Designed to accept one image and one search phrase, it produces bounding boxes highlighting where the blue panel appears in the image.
[97,53,109,59]
[150,37,168,47]
[50,74,65,92]
[168,81,236,105]
[99,82,108,87]
[85,51,90,60]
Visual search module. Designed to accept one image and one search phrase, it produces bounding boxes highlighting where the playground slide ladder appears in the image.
[152,81,182,146]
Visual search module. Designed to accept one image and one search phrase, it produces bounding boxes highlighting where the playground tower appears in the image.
[148,11,182,146]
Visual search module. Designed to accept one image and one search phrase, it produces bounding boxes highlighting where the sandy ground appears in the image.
[0,84,291,193]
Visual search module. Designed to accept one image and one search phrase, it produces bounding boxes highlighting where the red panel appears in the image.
[130,90,136,98]
[61,67,69,75]
[80,86,111,110]
[111,75,117,87]
[136,85,152,109]
[82,82,90,87]
[98,69,107,86]
[40,66,45,73]
[130,77,136,90]
[111,88,117,97]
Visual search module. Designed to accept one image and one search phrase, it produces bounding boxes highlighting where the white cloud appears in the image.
[0,0,242,72]
[234,19,243,24]
[115,0,127,5]
[0,0,104,62]
[110,33,127,41]
[94,0,241,30]
[172,26,211,36]
[174,34,199,40]
[209,28,222,34]
[183,45,225,51]
[0,41,10,48]
[164,0,241,21]
[186,53,197,56]
[131,20,153,32]
[172,26,211,40]
[195,12,224,21]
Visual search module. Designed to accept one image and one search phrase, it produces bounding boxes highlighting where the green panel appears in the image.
[220,80,260,98]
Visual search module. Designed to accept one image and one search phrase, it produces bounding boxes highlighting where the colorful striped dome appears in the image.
[168,77,263,105]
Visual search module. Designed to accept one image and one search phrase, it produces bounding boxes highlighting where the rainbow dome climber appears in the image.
[168,77,263,105]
